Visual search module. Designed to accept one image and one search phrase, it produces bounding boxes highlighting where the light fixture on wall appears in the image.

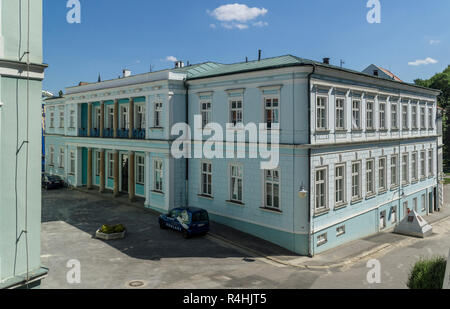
[298,182,308,199]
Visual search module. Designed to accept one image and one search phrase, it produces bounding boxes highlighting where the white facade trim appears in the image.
[0,0,3,59]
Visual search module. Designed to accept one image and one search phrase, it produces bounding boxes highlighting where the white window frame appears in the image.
[335,164,346,206]
[69,151,75,175]
[69,109,75,128]
[107,152,114,179]
[49,146,55,166]
[120,105,129,130]
[336,225,346,237]
[136,154,145,185]
[50,112,55,128]
[335,97,345,130]
[351,161,362,201]
[352,100,361,130]
[95,151,101,177]
[391,103,398,130]
[420,151,426,179]
[366,101,374,130]
[411,152,418,181]
[391,206,397,224]
[200,100,211,129]
[420,106,426,129]
[428,107,433,130]
[229,99,243,125]
[264,96,280,130]
[401,153,409,185]
[135,104,146,130]
[379,157,387,192]
[94,106,101,130]
[316,96,328,130]
[154,101,163,128]
[390,155,399,188]
[315,167,328,211]
[402,104,409,130]
[107,106,114,130]
[59,110,65,128]
[379,102,386,130]
[412,105,418,129]
[428,149,434,177]
[317,233,328,247]
[421,194,426,211]
[229,164,243,203]
[59,147,65,169]
[366,159,375,196]
[153,159,164,193]
[200,161,213,197]
[264,169,281,210]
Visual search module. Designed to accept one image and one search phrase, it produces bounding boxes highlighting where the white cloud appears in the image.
[209,4,268,23]
[429,39,441,45]
[166,56,178,62]
[209,23,217,29]
[253,21,269,27]
[408,57,438,66]
[221,22,248,30]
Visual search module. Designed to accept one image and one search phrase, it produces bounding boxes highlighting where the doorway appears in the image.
[121,154,129,193]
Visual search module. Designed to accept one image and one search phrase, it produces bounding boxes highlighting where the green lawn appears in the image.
[444,178,450,185]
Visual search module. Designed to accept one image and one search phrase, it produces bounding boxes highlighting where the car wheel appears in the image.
[159,221,166,229]
[182,229,190,239]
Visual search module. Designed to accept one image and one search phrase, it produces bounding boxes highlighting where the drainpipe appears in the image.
[184,80,189,208]
[307,64,316,257]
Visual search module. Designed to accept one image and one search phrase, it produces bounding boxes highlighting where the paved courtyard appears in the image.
[41,187,450,289]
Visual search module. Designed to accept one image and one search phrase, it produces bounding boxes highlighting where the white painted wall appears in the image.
[0,0,3,59]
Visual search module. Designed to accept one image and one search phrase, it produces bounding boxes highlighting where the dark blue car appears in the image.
[159,207,210,238]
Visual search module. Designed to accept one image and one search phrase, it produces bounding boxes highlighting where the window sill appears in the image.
[411,179,418,184]
[366,193,376,200]
[379,129,388,132]
[351,198,363,205]
[151,190,165,196]
[351,129,363,133]
[335,129,347,133]
[366,129,376,133]
[314,208,330,216]
[402,182,410,187]
[391,129,399,132]
[226,200,245,207]
[260,207,283,214]
[198,194,213,200]
[378,189,387,195]
[334,203,348,210]
[390,185,399,191]
[315,129,330,134]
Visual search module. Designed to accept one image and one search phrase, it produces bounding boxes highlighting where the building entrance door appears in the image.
[121,154,129,193]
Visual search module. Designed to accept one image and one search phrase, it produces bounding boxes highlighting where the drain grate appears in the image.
[128,280,145,288]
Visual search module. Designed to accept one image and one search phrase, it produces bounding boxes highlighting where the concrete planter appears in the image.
[95,229,126,240]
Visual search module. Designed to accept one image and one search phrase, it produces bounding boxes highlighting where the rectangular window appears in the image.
[428,108,433,129]
[428,150,434,177]
[59,148,65,169]
[94,107,101,130]
[69,151,75,175]
[379,157,387,191]
[107,153,113,179]
[421,194,426,211]
[59,111,65,128]
[391,206,397,224]
[229,165,243,203]
[49,147,55,166]
[120,105,129,130]
[391,155,398,188]
[154,159,164,193]
[412,105,418,129]
[69,110,75,128]
[366,101,374,130]
[420,151,426,179]
[201,162,212,197]
[413,198,418,212]
[200,101,211,129]
[412,152,418,181]
[136,105,146,130]
[50,112,55,128]
[96,151,101,176]
[230,99,243,125]
[366,159,375,195]
[265,97,280,129]
[335,98,345,130]
[154,102,163,128]
[315,168,327,210]
[352,162,361,200]
[380,211,386,230]
[391,104,398,129]
[316,97,327,130]
[420,107,426,129]
[402,153,409,185]
[336,226,346,237]
[317,233,328,246]
[107,107,114,130]
[335,165,346,205]
[379,103,386,130]
[264,169,280,210]
[402,105,408,130]
[352,100,361,130]
[403,201,409,217]
[136,154,145,185]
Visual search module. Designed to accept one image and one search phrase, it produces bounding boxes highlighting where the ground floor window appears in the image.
[49,146,55,166]
[317,233,328,246]
[136,154,145,185]
[69,151,75,175]
[154,159,164,193]
[315,167,327,210]
[96,151,101,176]
[59,148,65,169]
[421,194,426,211]
[108,153,114,179]
[201,162,212,197]
[391,207,397,224]
[229,164,243,203]
[264,169,280,210]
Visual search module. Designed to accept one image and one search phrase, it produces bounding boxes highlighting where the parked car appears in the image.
[42,173,65,190]
[159,207,210,238]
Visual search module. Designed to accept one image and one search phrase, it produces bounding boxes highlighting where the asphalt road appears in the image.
[40,188,450,289]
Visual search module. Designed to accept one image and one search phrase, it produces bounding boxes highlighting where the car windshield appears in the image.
[47,176,60,181]
[192,211,208,222]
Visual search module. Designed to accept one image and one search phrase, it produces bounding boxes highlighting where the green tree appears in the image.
[415,65,450,172]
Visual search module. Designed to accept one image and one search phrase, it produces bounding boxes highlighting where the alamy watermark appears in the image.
[366,259,381,284]
[66,0,81,24]
[66,259,81,284]
[171,117,280,170]
[366,0,381,24]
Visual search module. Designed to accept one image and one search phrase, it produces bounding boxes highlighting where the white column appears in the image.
[145,152,151,206]
[0,0,4,59]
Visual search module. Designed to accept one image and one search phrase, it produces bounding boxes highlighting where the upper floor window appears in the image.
[264,169,280,210]
[335,164,346,205]
[335,98,345,130]
[391,103,398,130]
[366,101,374,130]
[316,97,327,130]
[120,105,129,130]
[59,111,65,128]
[49,112,55,128]
[412,152,418,181]
[428,149,434,176]
[154,102,163,128]
[107,152,113,179]
[379,103,386,130]
[200,101,211,129]
[379,157,387,191]
[420,107,426,129]
[420,151,426,179]
[136,154,145,185]
[366,159,375,195]
[264,97,279,129]
[391,155,399,188]
[229,164,243,203]
[401,153,409,185]
[351,162,361,200]
[352,100,361,130]
[315,167,327,210]
[428,107,433,130]
[412,105,418,129]
[49,147,55,165]
[59,148,65,168]
[107,107,114,130]
[230,99,243,125]
[94,107,101,130]
[69,110,75,128]
[402,105,409,130]
[69,151,75,175]
[136,105,146,130]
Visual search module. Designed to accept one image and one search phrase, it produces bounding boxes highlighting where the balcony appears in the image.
[77,128,146,140]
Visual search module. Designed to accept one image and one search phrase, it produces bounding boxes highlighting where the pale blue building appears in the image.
[44,55,442,256]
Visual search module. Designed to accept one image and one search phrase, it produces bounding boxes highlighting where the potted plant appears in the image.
[95,224,127,240]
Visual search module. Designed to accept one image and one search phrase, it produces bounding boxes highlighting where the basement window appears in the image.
[317,233,328,247]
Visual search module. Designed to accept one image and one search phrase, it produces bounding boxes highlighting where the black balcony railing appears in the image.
[77,128,146,140]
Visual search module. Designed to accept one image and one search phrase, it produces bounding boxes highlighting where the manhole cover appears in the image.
[128,280,145,287]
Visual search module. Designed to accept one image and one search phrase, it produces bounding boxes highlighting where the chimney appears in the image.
[174,61,185,68]
[373,69,379,77]
[123,69,131,78]
[323,58,330,65]
[258,50,262,61]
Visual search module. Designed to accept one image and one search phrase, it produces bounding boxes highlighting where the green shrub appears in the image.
[100,224,126,234]
[407,256,447,289]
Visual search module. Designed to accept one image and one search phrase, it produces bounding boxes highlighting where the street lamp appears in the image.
[298,183,308,199]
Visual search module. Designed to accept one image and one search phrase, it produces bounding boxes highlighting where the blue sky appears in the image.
[43,0,450,94]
